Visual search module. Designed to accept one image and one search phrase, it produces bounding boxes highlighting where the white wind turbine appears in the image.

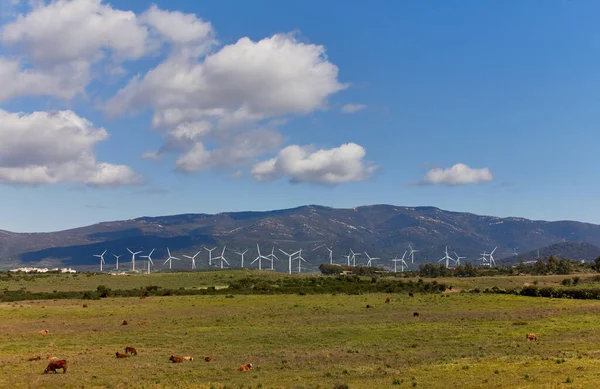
[479,250,489,266]
[251,244,269,270]
[112,254,122,271]
[279,248,301,275]
[94,250,107,272]
[162,248,180,269]
[296,249,307,273]
[235,249,248,268]
[127,248,142,272]
[205,247,217,267]
[327,247,333,264]
[213,246,230,269]
[350,249,361,266]
[343,253,351,266]
[438,246,454,268]
[183,250,202,270]
[452,251,465,266]
[392,251,410,272]
[364,252,380,267]
[267,246,279,271]
[488,246,497,267]
[141,249,155,274]
[408,245,419,264]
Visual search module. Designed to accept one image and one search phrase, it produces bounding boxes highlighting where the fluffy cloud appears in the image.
[0,109,141,186]
[423,163,493,186]
[106,32,346,173]
[341,103,366,114]
[140,4,213,47]
[251,143,376,184]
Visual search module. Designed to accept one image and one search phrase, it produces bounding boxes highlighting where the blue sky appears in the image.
[0,0,598,232]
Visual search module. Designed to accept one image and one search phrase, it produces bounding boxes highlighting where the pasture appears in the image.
[1,272,600,388]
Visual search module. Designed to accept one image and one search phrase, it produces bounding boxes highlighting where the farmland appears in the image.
[1,272,600,388]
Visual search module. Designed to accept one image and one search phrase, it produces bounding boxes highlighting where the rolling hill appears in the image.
[2,204,600,270]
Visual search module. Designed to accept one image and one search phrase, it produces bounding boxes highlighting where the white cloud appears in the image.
[341,103,366,114]
[423,163,493,186]
[251,143,376,184]
[0,109,141,186]
[140,4,213,47]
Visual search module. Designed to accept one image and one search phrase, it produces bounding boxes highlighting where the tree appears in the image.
[556,259,573,275]
[594,256,600,273]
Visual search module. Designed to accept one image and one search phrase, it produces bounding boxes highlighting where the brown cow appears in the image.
[408,292,414,297]
[82,304,88,308]
[138,321,147,326]
[116,352,129,358]
[413,311,420,318]
[385,296,391,303]
[238,363,253,371]
[183,356,194,361]
[366,304,374,309]
[43,360,67,374]
[122,320,128,326]
[39,329,49,335]
[526,333,538,342]
[169,355,184,363]
[204,357,212,362]
[140,295,147,299]
[125,346,137,356]
[28,356,41,361]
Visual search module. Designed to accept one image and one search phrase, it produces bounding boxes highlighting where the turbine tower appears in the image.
[162,248,180,269]
[296,249,307,273]
[343,253,351,266]
[251,244,269,270]
[391,252,406,273]
[205,247,217,267]
[213,246,230,269]
[267,246,279,271]
[235,249,248,268]
[327,247,333,265]
[112,253,122,271]
[94,250,107,272]
[488,247,497,267]
[140,249,155,274]
[280,249,300,275]
[127,248,142,272]
[183,250,202,270]
[408,245,419,264]
[452,251,465,266]
[364,252,380,267]
[350,249,361,266]
[438,246,454,268]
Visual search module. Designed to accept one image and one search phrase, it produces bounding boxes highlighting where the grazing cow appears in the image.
[140,295,147,299]
[28,356,41,361]
[413,311,420,318]
[366,304,374,309]
[526,333,538,342]
[47,356,58,361]
[204,357,212,362]
[82,304,88,308]
[408,292,414,297]
[385,296,391,304]
[122,320,128,326]
[125,346,137,356]
[169,355,184,363]
[43,360,67,374]
[238,363,253,371]
[39,329,49,335]
[116,352,129,358]
[183,356,194,361]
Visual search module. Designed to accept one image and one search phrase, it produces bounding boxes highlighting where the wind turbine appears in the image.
[140,249,155,274]
[452,251,465,266]
[350,249,361,266]
[488,246,497,267]
[364,252,380,267]
[251,244,269,270]
[162,248,180,269]
[183,250,202,270]
[267,246,279,271]
[327,247,333,264]
[438,246,454,268]
[235,249,248,268]
[296,249,307,273]
[408,245,419,264]
[343,253,351,266]
[112,253,122,271]
[213,246,230,269]
[127,248,142,272]
[94,250,107,272]
[280,248,301,275]
[391,251,408,273]
[205,247,217,267]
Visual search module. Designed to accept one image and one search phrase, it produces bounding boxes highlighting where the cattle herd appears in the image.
[32,293,538,377]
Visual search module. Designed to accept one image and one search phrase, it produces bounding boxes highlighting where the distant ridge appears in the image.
[1,204,600,270]
[500,242,600,264]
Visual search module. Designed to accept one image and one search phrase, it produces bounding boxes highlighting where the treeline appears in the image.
[418,256,600,278]
[0,275,448,302]
[318,264,387,276]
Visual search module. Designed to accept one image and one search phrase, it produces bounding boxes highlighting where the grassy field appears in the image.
[1,272,600,388]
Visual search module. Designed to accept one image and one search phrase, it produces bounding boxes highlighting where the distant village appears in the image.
[9,267,77,274]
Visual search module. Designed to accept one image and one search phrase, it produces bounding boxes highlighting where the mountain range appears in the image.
[2,205,600,271]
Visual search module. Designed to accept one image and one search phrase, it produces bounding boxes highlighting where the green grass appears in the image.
[2,274,600,388]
